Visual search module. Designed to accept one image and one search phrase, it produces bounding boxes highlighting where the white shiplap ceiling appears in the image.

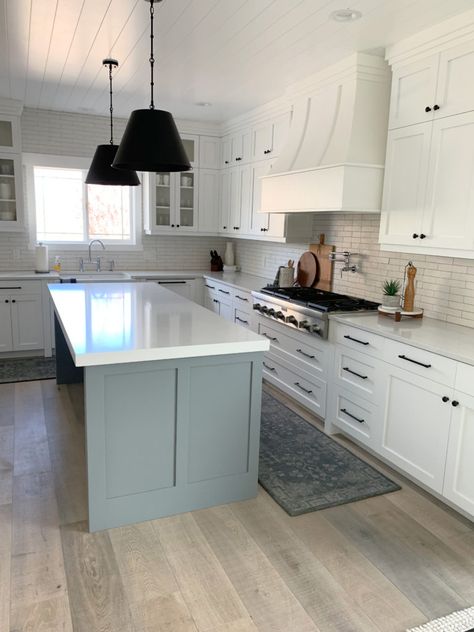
[1,0,474,123]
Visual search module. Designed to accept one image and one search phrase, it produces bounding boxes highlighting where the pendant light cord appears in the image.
[108,61,114,144]
[149,0,155,110]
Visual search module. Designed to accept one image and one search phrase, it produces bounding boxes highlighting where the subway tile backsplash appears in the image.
[234,213,474,329]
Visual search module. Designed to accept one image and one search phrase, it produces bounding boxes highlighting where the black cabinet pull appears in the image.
[213,298,219,303]
[218,289,230,295]
[235,295,248,302]
[412,233,419,239]
[420,233,426,239]
[340,408,365,424]
[442,396,450,403]
[344,334,369,346]
[343,366,368,380]
[0,286,21,290]
[236,316,249,325]
[433,104,440,111]
[263,362,276,372]
[294,382,313,395]
[159,281,186,285]
[260,227,268,232]
[452,400,459,407]
[262,332,278,341]
[398,354,431,368]
[205,284,215,289]
[296,348,315,359]
[235,157,242,161]
[425,106,432,112]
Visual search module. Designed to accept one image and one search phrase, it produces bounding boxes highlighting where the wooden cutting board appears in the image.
[296,251,319,287]
[309,234,335,291]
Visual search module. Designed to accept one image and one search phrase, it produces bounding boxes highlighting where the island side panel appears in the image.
[54,313,84,385]
[84,352,263,532]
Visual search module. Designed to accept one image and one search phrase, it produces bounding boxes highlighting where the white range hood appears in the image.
[260,53,391,214]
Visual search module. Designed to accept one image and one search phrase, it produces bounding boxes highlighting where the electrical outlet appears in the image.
[12,248,20,260]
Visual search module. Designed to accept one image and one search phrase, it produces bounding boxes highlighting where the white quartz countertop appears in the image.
[330,312,474,366]
[0,271,60,280]
[49,281,269,367]
[202,271,270,292]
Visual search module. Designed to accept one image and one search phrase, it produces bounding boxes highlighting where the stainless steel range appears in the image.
[251,286,379,339]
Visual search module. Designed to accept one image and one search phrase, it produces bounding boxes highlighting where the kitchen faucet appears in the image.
[79,239,106,272]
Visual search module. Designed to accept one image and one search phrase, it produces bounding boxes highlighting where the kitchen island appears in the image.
[49,281,269,531]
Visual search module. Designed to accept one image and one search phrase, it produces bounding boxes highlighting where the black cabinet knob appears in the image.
[224,160,229,164]
[433,104,440,111]
[412,233,419,238]
[171,224,175,227]
[442,396,450,402]
[223,226,227,229]
[425,106,432,112]
[235,157,242,161]
[11,299,15,303]
[452,400,460,407]
[420,233,426,239]
[177,224,180,228]
[4,299,8,303]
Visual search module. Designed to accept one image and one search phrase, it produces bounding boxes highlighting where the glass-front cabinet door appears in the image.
[154,172,173,228]
[0,117,20,153]
[178,171,196,230]
[0,155,22,229]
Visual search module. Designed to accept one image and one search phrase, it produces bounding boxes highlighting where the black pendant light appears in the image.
[112,0,191,173]
[85,59,140,186]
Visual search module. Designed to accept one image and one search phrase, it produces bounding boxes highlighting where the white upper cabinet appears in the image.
[389,55,439,129]
[198,169,220,233]
[381,35,474,257]
[0,116,21,153]
[221,129,251,167]
[199,136,220,169]
[379,123,431,247]
[251,112,291,161]
[422,111,474,250]
[389,40,474,129]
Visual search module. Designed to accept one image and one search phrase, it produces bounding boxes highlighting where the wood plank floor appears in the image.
[1,378,472,632]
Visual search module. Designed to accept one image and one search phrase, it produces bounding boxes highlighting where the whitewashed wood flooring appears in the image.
[0,379,472,632]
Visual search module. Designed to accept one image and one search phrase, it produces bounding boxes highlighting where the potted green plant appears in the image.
[382,279,401,308]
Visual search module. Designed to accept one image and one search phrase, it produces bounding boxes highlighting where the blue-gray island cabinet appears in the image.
[49,281,269,531]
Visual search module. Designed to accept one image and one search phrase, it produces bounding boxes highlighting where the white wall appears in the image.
[235,213,474,328]
[0,107,225,272]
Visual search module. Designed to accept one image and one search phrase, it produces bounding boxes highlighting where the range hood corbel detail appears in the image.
[260,53,391,214]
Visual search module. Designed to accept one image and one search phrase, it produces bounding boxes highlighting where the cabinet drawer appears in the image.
[455,362,474,396]
[258,320,328,377]
[0,280,42,294]
[331,387,376,448]
[262,351,326,418]
[334,323,385,359]
[234,308,251,328]
[334,346,382,402]
[383,338,456,387]
[232,289,252,310]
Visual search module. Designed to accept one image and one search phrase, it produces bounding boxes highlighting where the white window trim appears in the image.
[23,153,143,251]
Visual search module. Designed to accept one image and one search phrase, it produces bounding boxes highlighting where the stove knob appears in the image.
[253,303,262,311]
[311,324,321,334]
[275,311,285,320]
[286,315,298,325]
[299,320,311,331]
[267,308,275,317]
[261,305,269,314]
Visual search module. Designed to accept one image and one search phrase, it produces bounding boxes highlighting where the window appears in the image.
[25,155,140,248]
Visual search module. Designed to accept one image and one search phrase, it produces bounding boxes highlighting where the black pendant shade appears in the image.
[112,109,191,172]
[85,144,141,185]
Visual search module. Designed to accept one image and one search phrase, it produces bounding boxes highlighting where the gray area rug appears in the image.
[0,356,56,384]
[407,606,474,632]
[259,391,400,516]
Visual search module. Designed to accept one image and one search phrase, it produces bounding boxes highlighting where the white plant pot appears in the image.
[382,294,401,308]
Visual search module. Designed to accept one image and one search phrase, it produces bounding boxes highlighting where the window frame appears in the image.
[24,153,143,251]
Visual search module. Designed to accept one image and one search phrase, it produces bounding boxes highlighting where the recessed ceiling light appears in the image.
[195,102,213,107]
[330,8,362,22]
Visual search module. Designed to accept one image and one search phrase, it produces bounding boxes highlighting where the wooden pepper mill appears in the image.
[403,262,417,312]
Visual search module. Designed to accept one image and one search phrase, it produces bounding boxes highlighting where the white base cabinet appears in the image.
[329,321,474,519]
[0,284,44,352]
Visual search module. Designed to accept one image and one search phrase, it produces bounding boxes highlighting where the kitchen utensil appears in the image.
[309,233,335,291]
[402,261,417,312]
[296,251,319,287]
[279,266,294,287]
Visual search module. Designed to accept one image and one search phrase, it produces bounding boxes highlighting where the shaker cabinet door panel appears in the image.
[444,390,474,516]
[379,124,431,246]
[422,111,474,250]
[436,40,474,119]
[380,367,452,492]
[11,294,44,351]
[389,55,439,129]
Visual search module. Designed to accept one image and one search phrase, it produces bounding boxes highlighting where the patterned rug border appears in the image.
[0,356,56,384]
[407,606,474,632]
[259,392,401,516]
